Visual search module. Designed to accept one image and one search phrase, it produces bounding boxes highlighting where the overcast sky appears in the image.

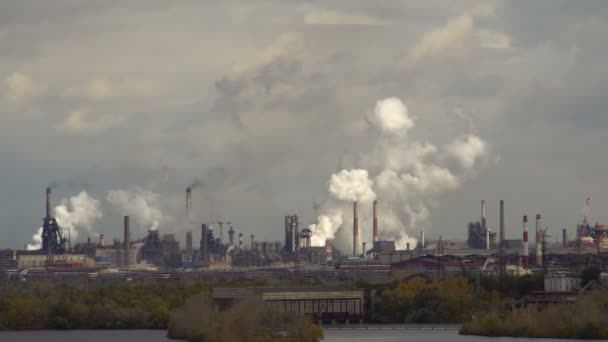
[1,0,607,249]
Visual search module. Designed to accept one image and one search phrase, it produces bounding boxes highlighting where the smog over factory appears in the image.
[0,2,607,273]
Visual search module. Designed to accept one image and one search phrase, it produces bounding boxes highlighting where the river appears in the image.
[0,329,593,341]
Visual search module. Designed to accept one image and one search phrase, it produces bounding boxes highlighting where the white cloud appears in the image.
[58,110,123,135]
[407,15,474,67]
[64,77,164,101]
[476,29,511,49]
[4,72,34,103]
[304,10,389,26]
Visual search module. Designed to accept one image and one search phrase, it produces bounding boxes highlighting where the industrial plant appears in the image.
[1,186,608,287]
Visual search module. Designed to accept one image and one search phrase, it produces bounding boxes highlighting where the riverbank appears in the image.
[460,292,608,339]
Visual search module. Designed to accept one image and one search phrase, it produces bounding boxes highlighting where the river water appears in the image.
[0,329,593,341]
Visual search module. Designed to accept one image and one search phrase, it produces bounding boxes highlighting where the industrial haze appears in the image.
[1,1,608,251]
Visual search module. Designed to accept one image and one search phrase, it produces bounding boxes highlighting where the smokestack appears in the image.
[201,224,209,265]
[46,187,52,219]
[562,228,567,248]
[499,200,505,250]
[486,229,490,250]
[536,214,542,266]
[250,234,255,250]
[186,188,192,219]
[186,231,193,251]
[229,226,235,245]
[481,199,487,234]
[124,216,130,268]
[353,201,359,256]
[362,242,367,258]
[522,215,529,269]
[239,232,243,251]
[420,229,425,249]
[373,200,379,242]
[99,233,105,247]
[87,237,91,245]
[406,242,410,251]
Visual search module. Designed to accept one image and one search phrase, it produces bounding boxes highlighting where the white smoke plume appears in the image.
[54,191,103,240]
[26,191,102,250]
[310,97,489,251]
[26,227,43,250]
[106,188,165,231]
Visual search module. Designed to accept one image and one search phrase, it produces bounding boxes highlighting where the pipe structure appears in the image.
[124,216,130,268]
[373,200,379,242]
[46,187,52,219]
[536,214,542,266]
[353,201,359,256]
[522,215,529,269]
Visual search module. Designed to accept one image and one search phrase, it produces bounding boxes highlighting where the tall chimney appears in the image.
[124,216,130,268]
[486,229,490,250]
[481,199,487,235]
[186,231,193,251]
[499,200,505,249]
[201,224,209,265]
[250,234,255,250]
[522,215,529,269]
[46,187,52,219]
[353,201,359,256]
[536,214,542,266]
[229,226,235,245]
[420,229,425,249]
[562,228,567,248]
[186,188,192,219]
[99,233,105,247]
[373,200,379,242]
[239,232,243,251]
[362,242,367,258]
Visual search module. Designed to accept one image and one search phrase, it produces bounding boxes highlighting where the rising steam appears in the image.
[310,97,489,251]
[26,191,102,250]
[106,188,165,231]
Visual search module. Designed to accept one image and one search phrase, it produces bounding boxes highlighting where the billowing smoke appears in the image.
[106,188,165,231]
[310,97,489,251]
[26,191,102,250]
[54,191,103,240]
[26,227,43,250]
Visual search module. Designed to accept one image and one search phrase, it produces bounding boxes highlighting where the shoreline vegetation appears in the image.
[167,295,323,341]
[460,292,608,339]
[1,273,600,340]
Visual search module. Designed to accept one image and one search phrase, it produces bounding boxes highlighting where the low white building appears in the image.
[544,272,581,292]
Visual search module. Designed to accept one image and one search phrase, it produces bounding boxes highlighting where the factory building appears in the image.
[213,286,366,323]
